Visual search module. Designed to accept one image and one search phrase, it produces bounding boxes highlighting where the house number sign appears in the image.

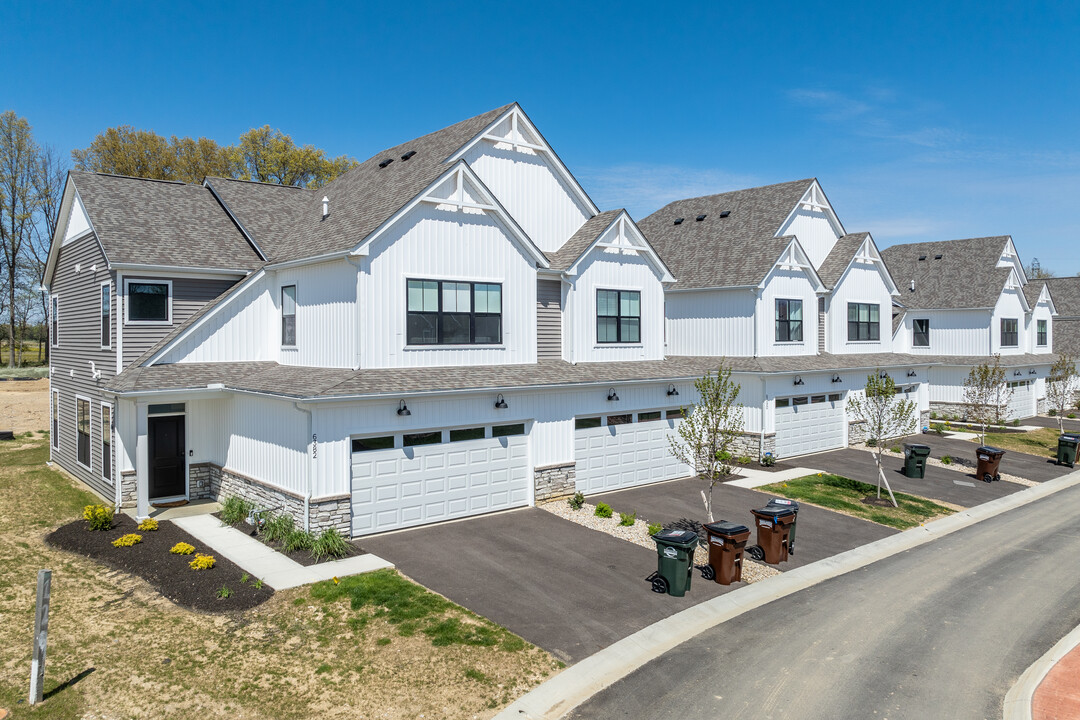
[312,434,318,459]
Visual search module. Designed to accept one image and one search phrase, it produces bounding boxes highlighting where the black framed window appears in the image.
[847,303,880,341]
[775,299,803,342]
[597,289,640,343]
[406,279,501,345]
[76,398,90,468]
[1000,318,1019,347]
[281,285,297,346]
[913,318,930,347]
[1037,320,1048,346]
[50,295,58,347]
[127,282,169,322]
[101,404,112,480]
[100,285,110,348]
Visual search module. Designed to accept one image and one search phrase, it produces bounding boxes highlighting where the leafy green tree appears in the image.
[668,363,744,523]
[231,126,357,188]
[847,372,917,507]
[963,355,1012,444]
[71,125,177,180]
[0,111,39,368]
[1047,353,1078,433]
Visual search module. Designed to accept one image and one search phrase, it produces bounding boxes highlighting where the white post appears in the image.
[135,403,149,520]
[29,569,51,705]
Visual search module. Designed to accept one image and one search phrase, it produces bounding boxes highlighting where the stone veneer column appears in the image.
[534,463,576,503]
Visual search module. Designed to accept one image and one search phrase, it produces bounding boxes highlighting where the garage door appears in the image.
[1006,380,1035,420]
[350,426,530,536]
[775,393,845,459]
[574,410,692,494]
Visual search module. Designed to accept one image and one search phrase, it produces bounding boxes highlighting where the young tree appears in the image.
[668,364,744,523]
[0,110,40,369]
[962,355,1012,445]
[847,372,916,508]
[1047,353,1078,433]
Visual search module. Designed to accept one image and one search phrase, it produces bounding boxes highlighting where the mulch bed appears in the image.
[860,497,895,508]
[46,514,274,613]
[212,512,367,567]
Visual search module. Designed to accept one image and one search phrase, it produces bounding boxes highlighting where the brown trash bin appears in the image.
[749,505,796,564]
[975,446,1006,483]
[701,521,751,585]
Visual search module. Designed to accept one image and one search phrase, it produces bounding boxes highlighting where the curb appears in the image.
[1003,622,1080,720]
[495,468,1080,720]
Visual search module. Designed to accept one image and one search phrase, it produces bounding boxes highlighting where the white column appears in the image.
[135,402,149,520]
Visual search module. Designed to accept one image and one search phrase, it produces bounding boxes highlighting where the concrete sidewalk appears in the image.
[172,515,393,590]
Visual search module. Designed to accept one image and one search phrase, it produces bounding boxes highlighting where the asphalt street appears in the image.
[570,480,1080,720]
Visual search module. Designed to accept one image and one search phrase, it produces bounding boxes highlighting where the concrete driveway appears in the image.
[590,477,896,571]
[361,507,741,664]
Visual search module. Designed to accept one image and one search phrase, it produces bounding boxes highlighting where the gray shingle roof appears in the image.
[1044,277,1080,317]
[1023,279,1047,309]
[71,171,263,270]
[204,178,313,261]
[545,210,621,271]
[881,237,1012,309]
[638,179,814,289]
[817,233,869,289]
[1054,319,1080,356]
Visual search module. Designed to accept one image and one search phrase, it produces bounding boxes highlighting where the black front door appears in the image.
[149,415,186,499]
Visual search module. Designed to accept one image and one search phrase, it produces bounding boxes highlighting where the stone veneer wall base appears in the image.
[534,463,576,503]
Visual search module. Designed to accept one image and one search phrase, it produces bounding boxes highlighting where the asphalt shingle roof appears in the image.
[638,179,814,289]
[71,171,263,270]
[1044,277,1080,317]
[204,178,313,261]
[1054,319,1080,356]
[545,210,621,271]
[817,233,870,289]
[881,237,1012,309]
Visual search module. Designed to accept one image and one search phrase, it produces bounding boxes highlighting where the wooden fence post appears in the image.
[28,569,51,705]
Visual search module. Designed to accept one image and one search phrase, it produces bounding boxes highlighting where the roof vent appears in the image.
[934,254,943,260]
[322,196,329,220]
[910,279,915,292]
[719,210,731,218]
[918,255,927,261]
[401,150,416,161]
[673,217,684,225]
[378,158,394,168]
[696,214,707,222]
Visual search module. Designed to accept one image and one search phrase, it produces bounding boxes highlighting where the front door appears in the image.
[149,415,186,499]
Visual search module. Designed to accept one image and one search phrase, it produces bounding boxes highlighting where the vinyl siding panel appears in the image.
[225,395,310,496]
[275,260,358,368]
[778,209,840,270]
[157,275,275,364]
[757,269,819,356]
[122,276,239,366]
[991,289,1027,355]
[828,262,895,354]
[898,309,991,356]
[536,279,563,359]
[665,289,755,357]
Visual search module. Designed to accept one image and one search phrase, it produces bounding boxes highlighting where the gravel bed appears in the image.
[539,499,781,584]
[854,444,1038,488]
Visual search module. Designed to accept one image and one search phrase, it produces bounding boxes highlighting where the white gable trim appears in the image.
[1035,284,1058,316]
[564,211,675,283]
[998,236,1029,285]
[351,160,549,268]
[776,179,846,239]
[831,234,900,296]
[762,238,826,292]
[1003,268,1033,313]
[446,104,600,216]
[44,176,111,290]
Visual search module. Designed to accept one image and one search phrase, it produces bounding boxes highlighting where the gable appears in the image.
[832,235,900,297]
[776,180,845,269]
[762,239,825,292]
[564,211,674,283]
[44,176,109,289]
[996,237,1028,285]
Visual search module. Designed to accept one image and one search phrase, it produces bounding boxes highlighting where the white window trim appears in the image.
[124,278,173,326]
[74,394,92,471]
[281,284,297,349]
[51,390,60,450]
[50,294,59,347]
[100,401,113,484]
[1037,319,1048,347]
[912,318,931,349]
[100,282,112,350]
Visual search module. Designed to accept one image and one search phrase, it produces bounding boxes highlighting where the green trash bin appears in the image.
[903,443,931,479]
[649,529,697,597]
[1058,434,1079,468]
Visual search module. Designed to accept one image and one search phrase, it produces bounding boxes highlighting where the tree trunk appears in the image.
[875,452,899,507]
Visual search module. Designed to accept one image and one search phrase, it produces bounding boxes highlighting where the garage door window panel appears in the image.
[607,414,632,425]
[492,423,525,437]
[403,432,442,447]
[449,427,485,442]
[638,411,662,422]
[575,417,602,429]
[353,436,396,452]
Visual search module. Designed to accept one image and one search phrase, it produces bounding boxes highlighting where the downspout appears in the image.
[759,377,767,459]
[347,255,363,370]
[752,288,760,357]
[294,402,313,532]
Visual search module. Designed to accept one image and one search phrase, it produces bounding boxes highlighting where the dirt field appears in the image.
[0,378,49,433]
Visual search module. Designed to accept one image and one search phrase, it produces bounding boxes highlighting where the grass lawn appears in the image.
[974,427,1062,458]
[761,473,955,530]
[0,434,559,718]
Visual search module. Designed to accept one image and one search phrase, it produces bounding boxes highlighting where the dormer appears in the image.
[776,180,845,270]
[996,237,1029,285]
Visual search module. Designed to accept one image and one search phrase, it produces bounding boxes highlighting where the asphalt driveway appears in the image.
[362,507,740,664]
[1024,414,1080,432]
[905,432,1070,483]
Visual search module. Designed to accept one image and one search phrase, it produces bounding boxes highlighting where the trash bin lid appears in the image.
[1061,434,1080,442]
[976,446,1006,455]
[904,443,931,451]
[653,529,697,546]
[703,521,750,536]
[752,505,796,519]
[765,497,799,512]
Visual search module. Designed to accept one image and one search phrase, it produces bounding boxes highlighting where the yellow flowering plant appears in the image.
[189,554,216,571]
[137,518,159,531]
[111,533,142,548]
[170,542,195,555]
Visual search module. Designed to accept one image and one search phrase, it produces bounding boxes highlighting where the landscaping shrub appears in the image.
[1069,413,1077,420]
[312,527,350,561]
[170,542,195,555]
[217,586,232,599]
[647,522,662,536]
[137,518,158,531]
[189,554,216,571]
[930,411,938,420]
[220,496,255,525]
[1012,419,1021,427]
[890,445,902,454]
[760,453,776,467]
[111,533,142,548]
[618,511,636,527]
[941,455,953,465]
[866,438,878,447]
[737,455,752,466]
[594,502,613,519]
[262,512,295,543]
[1049,409,1058,417]
[284,529,316,553]
[82,504,114,531]
[931,423,946,436]
[567,492,585,511]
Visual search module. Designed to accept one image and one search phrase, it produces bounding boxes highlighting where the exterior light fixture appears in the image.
[1014,370,1022,377]
[907,370,917,377]
[831,375,842,383]
[396,400,411,416]
[1029,369,1037,375]
[793,376,804,386]
[607,387,619,401]
[494,393,508,409]
[879,371,889,380]
[667,384,679,396]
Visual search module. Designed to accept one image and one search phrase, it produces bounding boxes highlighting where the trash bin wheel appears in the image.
[650,576,669,594]
[700,565,715,581]
[994,474,1001,482]
[746,545,765,562]
[983,473,993,483]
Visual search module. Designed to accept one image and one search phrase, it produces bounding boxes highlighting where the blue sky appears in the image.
[4,1,1078,274]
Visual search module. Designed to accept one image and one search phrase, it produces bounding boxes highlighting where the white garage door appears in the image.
[775,393,845,459]
[574,410,693,494]
[1006,380,1035,420]
[350,428,529,536]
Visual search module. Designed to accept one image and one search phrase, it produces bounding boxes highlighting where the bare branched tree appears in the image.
[963,355,1012,445]
[0,111,41,368]
[1047,354,1078,433]
[847,372,916,507]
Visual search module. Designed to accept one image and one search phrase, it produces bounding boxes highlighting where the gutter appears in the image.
[109,263,250,276]
[265,250,354,271]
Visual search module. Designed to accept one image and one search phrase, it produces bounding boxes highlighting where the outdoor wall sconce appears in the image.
[667,384,679,396]
[607,388,619,401]
[907,370,917,377]
[879,371,890,380]
[494,393,508,409]
[1014,370,1022,377]
[396,400,411,416]
[831,375,842,383]
[1029,369,1037,375]
[793,376,804,386]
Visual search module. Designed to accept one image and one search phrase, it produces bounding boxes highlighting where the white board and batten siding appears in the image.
[777,205,841,271]
[665,289,755,357]
[991,288,1028,356]
[275,260,358,368]
[827,261,896,355]
[223,394,313,497]
[1030,301,1054,354]
[897,309,991,356]
[757,269,819,357]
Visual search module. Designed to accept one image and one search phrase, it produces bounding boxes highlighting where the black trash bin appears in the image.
[1058,435,1079,468]
[903,443,931,479]
[648,529,697,596]
[976,446,1006,483]
[764,498,799,556]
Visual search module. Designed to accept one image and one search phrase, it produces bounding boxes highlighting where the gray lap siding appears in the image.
[121,277,237,366]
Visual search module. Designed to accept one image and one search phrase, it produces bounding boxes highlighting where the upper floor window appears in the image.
[847,302,880,342]
[406,279,502,345]
[775,299,803,342]
[50,295,58,347]
[1037,319,1048,347]
[597,289,640,344]
[126,280,171,324]
[281,285,296,347]
[1000,318,1019,347]
[913,318,930,347]
[100,284,111,349]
